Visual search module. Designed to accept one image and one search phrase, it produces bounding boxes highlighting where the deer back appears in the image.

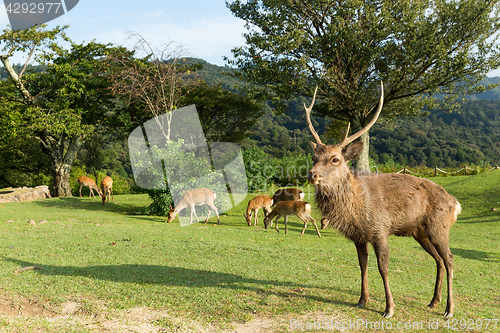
[272,188,304,205]
[78,176,98,188]
[316,171,458,243]
[183,188,215,204]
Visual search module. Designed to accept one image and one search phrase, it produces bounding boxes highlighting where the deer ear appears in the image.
[309,141,317,151]
[343,142,364,161]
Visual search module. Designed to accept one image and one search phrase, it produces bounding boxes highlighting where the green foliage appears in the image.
[241,147,275,192]
[131,140,230,216]
[227,0,500,170]
[183,82,264,143]
[370,100,500,167]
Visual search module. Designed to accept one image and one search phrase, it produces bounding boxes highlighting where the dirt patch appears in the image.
[0,296,345,332]
[0,295,56,318]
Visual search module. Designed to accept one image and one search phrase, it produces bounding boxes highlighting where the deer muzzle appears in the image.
[307,170,323,185]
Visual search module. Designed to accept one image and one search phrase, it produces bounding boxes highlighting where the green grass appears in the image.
[0,173,499,332]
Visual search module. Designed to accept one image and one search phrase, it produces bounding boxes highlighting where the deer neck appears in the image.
[315,171,369,243]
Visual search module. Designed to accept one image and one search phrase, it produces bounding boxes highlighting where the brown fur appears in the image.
[263,201,321,237]
[100,176,114,205]
[167,188,220,224]
[305,83,460,318]
[77,176,102,198]
[272,188,304,206]
[244,195,274,226]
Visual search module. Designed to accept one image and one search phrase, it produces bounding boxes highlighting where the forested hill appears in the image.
[369,100,500,167]
[5,58,500,168]
[185,58,500,167]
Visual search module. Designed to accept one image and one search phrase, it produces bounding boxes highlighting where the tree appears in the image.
[105,34,200,141]
[227,0,500,170]
[182,83,264,143]
[0,25,120,196]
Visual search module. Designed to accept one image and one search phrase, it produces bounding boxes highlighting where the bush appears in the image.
[131,140,230,217]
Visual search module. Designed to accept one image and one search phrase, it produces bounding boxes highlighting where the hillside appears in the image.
[4,58,500,168]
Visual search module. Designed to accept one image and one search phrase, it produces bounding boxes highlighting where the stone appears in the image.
[0,186,52,203]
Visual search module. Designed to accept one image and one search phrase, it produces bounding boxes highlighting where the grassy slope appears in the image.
[0,173,499,332]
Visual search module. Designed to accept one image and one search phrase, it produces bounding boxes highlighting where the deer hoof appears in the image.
[444,311,453,318]
[382,311,393,318]
[355,303,365,308]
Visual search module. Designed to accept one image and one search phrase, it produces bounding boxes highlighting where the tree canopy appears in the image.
[227,0,500,170]
[0,25,121,196]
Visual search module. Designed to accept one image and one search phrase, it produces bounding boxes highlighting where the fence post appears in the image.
[464,166,468,175]
[403,166,407,174]
[435,166,438,177]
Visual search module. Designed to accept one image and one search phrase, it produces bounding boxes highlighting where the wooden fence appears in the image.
[373,165,500,177]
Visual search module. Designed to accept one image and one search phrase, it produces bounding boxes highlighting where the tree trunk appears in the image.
[52,162,73,197]
[352,131,371,172]
[37,132,82,197]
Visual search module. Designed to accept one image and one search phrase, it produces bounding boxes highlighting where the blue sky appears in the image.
[0,0,247,66]
[1,1,500,76]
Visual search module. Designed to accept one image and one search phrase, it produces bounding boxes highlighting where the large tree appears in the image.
[227,0,500,170]
[0,25,120,196]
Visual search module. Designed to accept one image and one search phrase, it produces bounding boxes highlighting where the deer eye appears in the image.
[331,158,339,164]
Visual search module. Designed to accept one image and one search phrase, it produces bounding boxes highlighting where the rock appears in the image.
[0,186,52,203]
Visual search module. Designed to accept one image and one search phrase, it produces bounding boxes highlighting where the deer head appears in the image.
[305,82,384,190]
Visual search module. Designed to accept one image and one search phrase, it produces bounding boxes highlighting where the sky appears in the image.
[1,0,500,76]
[0,0,247,66]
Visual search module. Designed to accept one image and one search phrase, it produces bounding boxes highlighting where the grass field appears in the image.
[0,171,499,332]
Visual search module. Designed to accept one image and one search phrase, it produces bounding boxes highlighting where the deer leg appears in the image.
[254,209,259,226]
[274,214,282,233]
[284,215,288,234]
[310,217,321,238]
[372,239,395,318]
[320,218,329,230]
[414,231,445,309]
[88,188,93,198]
[79,184,83,198]
[207,202,220,224]
[204,204,212,224]
[191,205,199,224]
[428,233,454,317]
[355,242,370,309]
[298,216,308,237]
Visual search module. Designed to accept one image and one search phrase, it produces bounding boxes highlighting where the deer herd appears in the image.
[77,175,114,205]
[78,81,460,318]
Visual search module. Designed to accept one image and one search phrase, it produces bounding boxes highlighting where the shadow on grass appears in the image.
[32,196,147,215]
[451,248,500,262]
[3,257,354,309]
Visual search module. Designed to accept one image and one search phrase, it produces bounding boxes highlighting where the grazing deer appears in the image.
[269,188,305,227]
[167,188,220,224]
[263,201,321,237]
[77,176,102,198]
[244,194,273,226]
[304,82,460,318]
[100,176,114,205]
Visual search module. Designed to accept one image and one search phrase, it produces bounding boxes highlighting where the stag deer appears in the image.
[77,176,102,198]
[304,82,460,318]
[263,201,321,237]
[167,188,220,224]
[100,176,114,205]
[244,195,273,226]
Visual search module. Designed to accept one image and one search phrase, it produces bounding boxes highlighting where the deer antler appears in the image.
[304,86,323,145]
[338,81,384,147]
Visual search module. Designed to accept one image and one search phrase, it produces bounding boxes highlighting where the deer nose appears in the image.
[308,170,322,184]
